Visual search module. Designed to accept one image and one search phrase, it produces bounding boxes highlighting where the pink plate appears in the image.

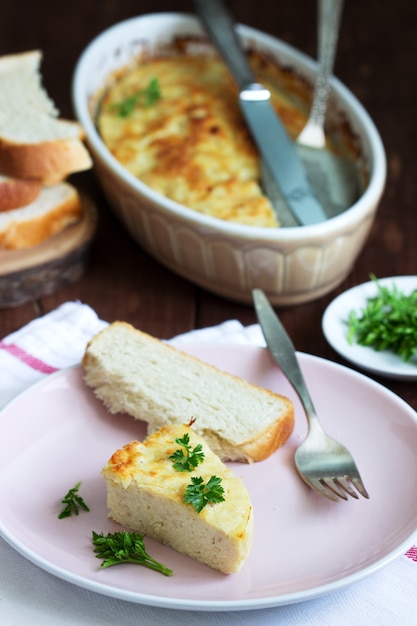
[0,344,417,611]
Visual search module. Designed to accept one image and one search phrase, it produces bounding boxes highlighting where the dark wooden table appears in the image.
[1,0,416,411]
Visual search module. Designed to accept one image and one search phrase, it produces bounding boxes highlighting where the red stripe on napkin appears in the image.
[405,546,417,562]
[0,342,59,374]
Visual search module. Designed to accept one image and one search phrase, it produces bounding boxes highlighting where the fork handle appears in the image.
[253,289,320,425]
[311,0,344,130]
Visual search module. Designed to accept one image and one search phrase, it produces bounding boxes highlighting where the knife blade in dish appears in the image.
[193,0,327,227]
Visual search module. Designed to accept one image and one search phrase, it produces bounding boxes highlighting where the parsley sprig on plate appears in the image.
[58,481,90,519]
[92,531,173,576]
[347,275,417,363]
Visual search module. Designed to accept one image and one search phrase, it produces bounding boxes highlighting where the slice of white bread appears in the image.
[102,423,254,574]
[0,50,92,182]
[82,322,294,462]
[0,174,41,212]
[0,182,82,249]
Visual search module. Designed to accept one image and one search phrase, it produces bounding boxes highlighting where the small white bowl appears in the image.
[322,276,417,380]
[73,13,386,305]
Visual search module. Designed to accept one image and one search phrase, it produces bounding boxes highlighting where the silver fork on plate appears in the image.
[253,288,369,502]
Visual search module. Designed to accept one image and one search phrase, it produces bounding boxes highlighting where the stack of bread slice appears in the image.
[0,50,92,250]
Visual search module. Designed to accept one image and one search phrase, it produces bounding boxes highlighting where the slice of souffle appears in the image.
[102,423,254,574]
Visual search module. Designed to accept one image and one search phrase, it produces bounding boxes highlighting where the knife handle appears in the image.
[193,0,255,89]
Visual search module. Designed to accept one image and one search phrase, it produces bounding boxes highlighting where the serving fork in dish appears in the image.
[253,288,369,502]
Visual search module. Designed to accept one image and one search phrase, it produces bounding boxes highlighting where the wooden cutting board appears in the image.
[0,193,98,307]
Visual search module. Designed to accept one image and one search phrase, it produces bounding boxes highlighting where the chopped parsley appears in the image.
[347,275,417,363]
[110,77,161,117]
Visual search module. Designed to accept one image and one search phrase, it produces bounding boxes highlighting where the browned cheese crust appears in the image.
[97,53,310,228]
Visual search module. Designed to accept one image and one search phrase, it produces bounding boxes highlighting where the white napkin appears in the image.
[0,302,416,626]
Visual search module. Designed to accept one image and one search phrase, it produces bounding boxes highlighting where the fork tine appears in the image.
[334,477,359,499]
[306,477,341,502]
[320,478,349,501]
[304,475,369,502]
[351,475,370,499]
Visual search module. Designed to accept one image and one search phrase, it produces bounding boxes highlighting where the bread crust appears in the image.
[0,134,92,183]
[237,411,295,462]
[0,176,41,212]
[0,183,83,249]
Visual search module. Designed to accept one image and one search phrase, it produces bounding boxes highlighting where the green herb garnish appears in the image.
[183,475,225,513]
[169,432,205,472]
[110,77,161,117]
[347,275,417,363]
[92,530,173,576]
[58,481,90,519]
